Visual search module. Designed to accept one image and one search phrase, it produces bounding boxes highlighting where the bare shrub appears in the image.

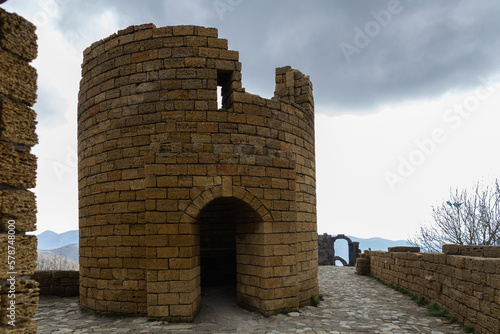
[36,254,79,271]
[409,179,500,252]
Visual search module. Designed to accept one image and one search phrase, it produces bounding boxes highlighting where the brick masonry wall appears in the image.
[32,271,79,297]
[78,24,319,321]
[0,8,39,333]
[367,246,500,334]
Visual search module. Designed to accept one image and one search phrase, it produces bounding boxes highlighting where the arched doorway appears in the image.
[197,197,263,308]
[332,234,360,266]
[333,237,349,266]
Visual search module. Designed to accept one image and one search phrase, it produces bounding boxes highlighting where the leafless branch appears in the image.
[36,254,79,271]
[409,178,500,252]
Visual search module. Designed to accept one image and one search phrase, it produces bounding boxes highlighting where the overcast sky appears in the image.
[3,0,500,241]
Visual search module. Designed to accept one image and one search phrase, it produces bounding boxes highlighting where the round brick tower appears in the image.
[78,24,318,321]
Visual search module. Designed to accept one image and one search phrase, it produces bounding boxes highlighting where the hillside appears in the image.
[37,230,78,250]
[37,230,412,266]
[38,243,79,262]
[349,235,412,252]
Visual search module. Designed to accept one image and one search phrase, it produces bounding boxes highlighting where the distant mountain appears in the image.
[37,230,78,250]
[348,236,412,252]
[38,243,79,262]
[36,230,412,266]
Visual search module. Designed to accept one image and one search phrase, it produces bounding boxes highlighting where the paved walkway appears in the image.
[35,267,464,333]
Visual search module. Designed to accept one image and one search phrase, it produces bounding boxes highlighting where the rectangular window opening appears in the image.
[217,70,233,110]
[217,86,223,110]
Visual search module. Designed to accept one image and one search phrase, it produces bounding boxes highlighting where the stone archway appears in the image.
[333,256,348,266]
[319,234,360,266]
[180,185,273,225]
[197,196,264,310]
[179,186,273,313]
[332,234,360,266]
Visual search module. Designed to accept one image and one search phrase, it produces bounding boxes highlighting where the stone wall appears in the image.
[32,271,79,297]
[318,233,334,265]
[0,8,39,333]
[366,246,500,334]
[318,233,359,266]
[78,24,318,321]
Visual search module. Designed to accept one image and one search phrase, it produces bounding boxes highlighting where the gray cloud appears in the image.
[50,0,500,113]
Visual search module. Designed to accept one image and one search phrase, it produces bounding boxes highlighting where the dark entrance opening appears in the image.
[199,198,237,286]
[197,196,263,312]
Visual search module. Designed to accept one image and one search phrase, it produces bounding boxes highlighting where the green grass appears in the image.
[427,303,447,317]
[310,295,320,307]
[463,325,474,333]
[410,294,428,306]
[394,286,408,295]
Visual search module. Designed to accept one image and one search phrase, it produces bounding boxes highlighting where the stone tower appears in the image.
[78,24,318,321]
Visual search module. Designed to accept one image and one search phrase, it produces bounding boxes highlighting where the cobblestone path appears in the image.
[35,266,464,333]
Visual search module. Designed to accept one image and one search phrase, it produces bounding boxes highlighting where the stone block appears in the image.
[0,319,37,333]
[199,47,220,59]
[194,26,217,38]
[459,245,484,257]
[0,99,37,146]
[0,50,37,106]
[220,49,239,61]
[0,9,37,61]
[0,190,36,232]
[0,142,36,189]
[0,235,37,279]
[483,246,500,258]
[173,25,195,36]
[207,37,228,50]
[0,279,39,325]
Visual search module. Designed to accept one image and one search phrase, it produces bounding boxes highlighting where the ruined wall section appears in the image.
[0,8,39,333]
[273,66,317,305]
[78,24,318,320]
[368,246,500,334]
